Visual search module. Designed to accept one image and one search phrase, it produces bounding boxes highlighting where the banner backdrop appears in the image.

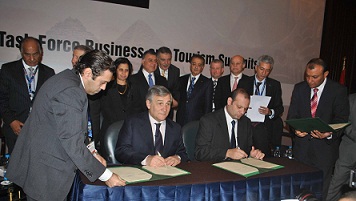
[0,0,325,108]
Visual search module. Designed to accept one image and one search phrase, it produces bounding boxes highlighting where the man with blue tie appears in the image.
[239,55,284,156]
[130,49,168,114]
[195,88,264,161]
[115,85,188,166]
[176,54,213,126]
[0,37,55,153]
[210,59,225,112]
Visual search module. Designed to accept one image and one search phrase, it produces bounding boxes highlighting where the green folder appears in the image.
[285,117,350,133]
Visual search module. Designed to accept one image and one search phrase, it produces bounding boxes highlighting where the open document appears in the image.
[246,95,271,122]
[142,166,190,177]
[285,117,350,133]
[213,161,259,177]
[241,158,283,169]
[109,166,152,184]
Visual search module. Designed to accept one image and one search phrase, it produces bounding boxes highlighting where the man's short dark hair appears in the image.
[231,88,250,101]
[75,50,115,79]
[306,58,329,72]
[73,45,93,54]
[142,49,156,59]
[190,54,205,65]
[157,47,172,56]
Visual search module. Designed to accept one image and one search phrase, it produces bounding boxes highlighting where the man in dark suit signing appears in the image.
[287,58,349,199]
[130,49,168,114]
[115,85,188,167]
[0,37,55,153]
[176,54,213,126]
[239,55,284,156]
[6,50,126,201]
[195,88,265,161]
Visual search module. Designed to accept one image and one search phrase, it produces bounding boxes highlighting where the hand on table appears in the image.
[105,173,126,187]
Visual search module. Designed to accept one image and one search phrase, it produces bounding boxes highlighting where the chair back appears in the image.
[103,120,124,165]
[182,121,200,161]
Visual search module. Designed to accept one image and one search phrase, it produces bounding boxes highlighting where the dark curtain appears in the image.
[320,0,356,94]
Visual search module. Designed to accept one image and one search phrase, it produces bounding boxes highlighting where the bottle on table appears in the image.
[284,146,293,159]
[273,146,281,158]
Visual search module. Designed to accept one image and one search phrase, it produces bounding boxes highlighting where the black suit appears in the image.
[214,74,249,110]
[195,108,253,161]
[287,79,349,199]
[176,74,213,126]
[130,69,168,114]
[0,59,55,153]
[115,111,188,165]
[239,76,284,155]
[155,64,180,119]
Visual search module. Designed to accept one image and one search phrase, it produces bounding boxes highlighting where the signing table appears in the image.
[69,158,323,201]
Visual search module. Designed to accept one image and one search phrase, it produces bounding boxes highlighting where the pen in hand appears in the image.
[157,151,168,168]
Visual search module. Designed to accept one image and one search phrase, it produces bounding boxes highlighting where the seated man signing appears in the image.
[115,85,188,167]
[195,88,265,161]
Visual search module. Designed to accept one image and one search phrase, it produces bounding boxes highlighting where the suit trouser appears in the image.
[251,123,271,157]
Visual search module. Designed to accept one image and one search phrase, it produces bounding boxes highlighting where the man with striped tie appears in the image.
[287,58,349,199]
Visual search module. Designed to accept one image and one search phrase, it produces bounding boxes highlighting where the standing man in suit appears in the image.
[210,59,224,112]
[214,55,249,110]
[327,93,356,201]
[0,37,55,153]
[176,54,213,126]
[287,58,349,199]
[6,50,126,201]
[155,46,180,119]
[130,49,168,114]
[195,88,265,161]
[115,85,188,166]
[239,55,284,156]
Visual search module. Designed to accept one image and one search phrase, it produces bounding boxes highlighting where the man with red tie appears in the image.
[287,58,349,200]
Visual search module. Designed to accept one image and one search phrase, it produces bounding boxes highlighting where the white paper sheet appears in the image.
[246,95,271,122]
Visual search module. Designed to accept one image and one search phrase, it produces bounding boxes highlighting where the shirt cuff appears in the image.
[269,109,275,119]
[141,155,149,166]
[327,134,333,140]
[98,168,113,182]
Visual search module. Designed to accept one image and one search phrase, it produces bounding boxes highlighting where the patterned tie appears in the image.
[154,123,164,154]
[161,70,166,79]
[232,77,238,91]
[148,73,154,87]
[212,80,217,111]
[255,82,262,95]
[311,88,319,118]
[230,120,237,148]
[187,77,196,99]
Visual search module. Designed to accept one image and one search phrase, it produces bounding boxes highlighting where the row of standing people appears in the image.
[0,37,352,200]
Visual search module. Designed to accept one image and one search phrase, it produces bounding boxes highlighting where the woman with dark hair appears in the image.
[97,57,134,153]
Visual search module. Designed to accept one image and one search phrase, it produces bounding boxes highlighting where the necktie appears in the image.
[230,120,237,148]
[27,67,36,101]
[212,80,217,112]
[148,73,154,87]
[154,123,164,154]
[255,82,262,95]
[311,88,319,118]
[232,77,238,91]
[187,77,196,99]
[161,70,166,79]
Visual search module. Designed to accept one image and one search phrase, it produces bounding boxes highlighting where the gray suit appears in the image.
[6,69,105,200]
[327,93,356,201]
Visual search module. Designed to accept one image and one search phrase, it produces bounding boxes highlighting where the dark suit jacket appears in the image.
[0,59,55,152]
[287,79,349,170]
[214,74,249,110]
[176,74,213,126]
[129,69,168,114]
[195,109,253,161]
[239,76,284,120]
[115,111,188,165]
[154,64,180,101]
[6,69,105,200]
